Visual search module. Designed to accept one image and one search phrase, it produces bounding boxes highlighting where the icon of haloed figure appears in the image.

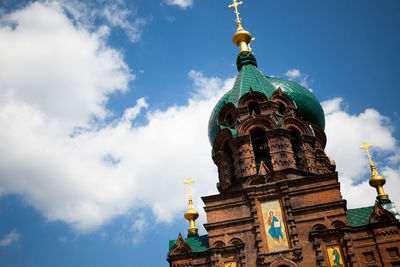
[267,210,283,242]
[330,246,343,267]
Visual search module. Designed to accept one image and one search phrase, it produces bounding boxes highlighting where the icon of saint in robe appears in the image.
[267,210,283,242]
[330,246,343,267]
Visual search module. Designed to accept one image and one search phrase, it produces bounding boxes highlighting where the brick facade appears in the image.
[168,67,400,267]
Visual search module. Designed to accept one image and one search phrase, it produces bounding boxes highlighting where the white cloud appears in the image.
[323,98,400,208]
[285,69,301,79]
[122,97,148,122]
[0,230,20,247]
[0,1,231,232]
[164,0,194,9]
[0,67,231,232]
[285,68,312,91]
[0,1,132,130]
[102,1,147,43]
[45,0,147,43]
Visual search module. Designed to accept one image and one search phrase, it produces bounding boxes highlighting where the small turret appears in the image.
[360,141,389,201]
[183,177,199,237]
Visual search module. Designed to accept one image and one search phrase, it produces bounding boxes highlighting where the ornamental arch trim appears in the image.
[331,220,346,229]
[213,128,235,154]
[270,255,298,267]
[213,240,226,248]
[170,234,192,256]
[218,102,237,128]
[229,237,243,246]
[238,88,268,107]
[271,88,295,108]
[311,223,328,232]
[282,116,313,136]
[237,117,275,135]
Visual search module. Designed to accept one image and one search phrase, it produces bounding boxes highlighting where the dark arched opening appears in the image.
[278,102,286,115]
[250,128,272,171]
[248,102,261,115]
[225,113,235,127]
[222,145,236,184]
[290,128,303,170]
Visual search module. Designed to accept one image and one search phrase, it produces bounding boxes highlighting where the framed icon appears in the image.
[261,199,289,252]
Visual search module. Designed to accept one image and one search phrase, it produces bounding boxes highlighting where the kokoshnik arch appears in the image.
[167,1,400,266]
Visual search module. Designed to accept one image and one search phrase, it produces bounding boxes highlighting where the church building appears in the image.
[167,1,400,266]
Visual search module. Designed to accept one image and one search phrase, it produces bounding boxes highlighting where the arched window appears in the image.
[222,145,236,184]
[225,113,235,127]
[250,128,272,171]
[248,102,260,115]
[290,128,303,170]
[278,102,286,115]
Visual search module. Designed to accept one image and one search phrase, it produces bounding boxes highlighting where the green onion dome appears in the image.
[208,52,325,146]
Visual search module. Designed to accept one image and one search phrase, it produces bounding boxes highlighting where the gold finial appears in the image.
[360,141,389,200]
[183,177,199,236]
[228,0,253,54]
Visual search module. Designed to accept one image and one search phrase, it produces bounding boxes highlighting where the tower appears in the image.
[167,2,400,266]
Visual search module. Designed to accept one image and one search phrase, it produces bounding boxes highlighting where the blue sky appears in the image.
[0,0,399,266]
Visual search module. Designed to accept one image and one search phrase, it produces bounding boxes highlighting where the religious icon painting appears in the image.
[326,245,344,267]
[224,260,237,267]
[260,199,289,252]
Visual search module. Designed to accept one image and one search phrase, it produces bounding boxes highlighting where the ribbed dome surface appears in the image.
[208,57,325,145]
[268,77,325,130]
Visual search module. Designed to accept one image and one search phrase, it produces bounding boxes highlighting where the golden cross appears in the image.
[228,0,243,23]
[360,141,374,165]
[184,177,195,198]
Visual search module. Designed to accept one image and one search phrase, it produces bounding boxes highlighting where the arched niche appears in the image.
[288,127,303,170]
[331,220,346,229]
[271,88,295,115]
[250,128,273,171]
[237,116,275,135]
[229,238,243,246]
[213,240,226,248]
[218,102,237,128]
[282,116,313,136]
[237,88,268,108]
[312,224,327,232]
[248,101,261,115]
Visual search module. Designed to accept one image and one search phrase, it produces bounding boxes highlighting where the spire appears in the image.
[183,177,199,237]
[228,0,254,54]
[360,141,389,201]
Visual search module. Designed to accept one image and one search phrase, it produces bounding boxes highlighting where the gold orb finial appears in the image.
[183,177,199,236]
[228,0,254,54]
[360,141,389,200]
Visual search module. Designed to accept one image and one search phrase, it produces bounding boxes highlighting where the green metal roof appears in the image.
[208,60,326,145]
[228,64,276,105]
[168,235,209,258]
[346,206,374,227]
[268,78,325,130]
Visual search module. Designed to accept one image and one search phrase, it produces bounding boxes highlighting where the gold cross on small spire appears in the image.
[360,141,374,165]
[228,0,243,23]
[184,177,195,198]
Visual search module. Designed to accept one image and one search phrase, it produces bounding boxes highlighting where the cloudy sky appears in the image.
[0,0,399,266]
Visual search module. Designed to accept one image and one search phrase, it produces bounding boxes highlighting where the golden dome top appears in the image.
[360,141,389,201]
[228,0,254,54]
[183,178,199,236]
